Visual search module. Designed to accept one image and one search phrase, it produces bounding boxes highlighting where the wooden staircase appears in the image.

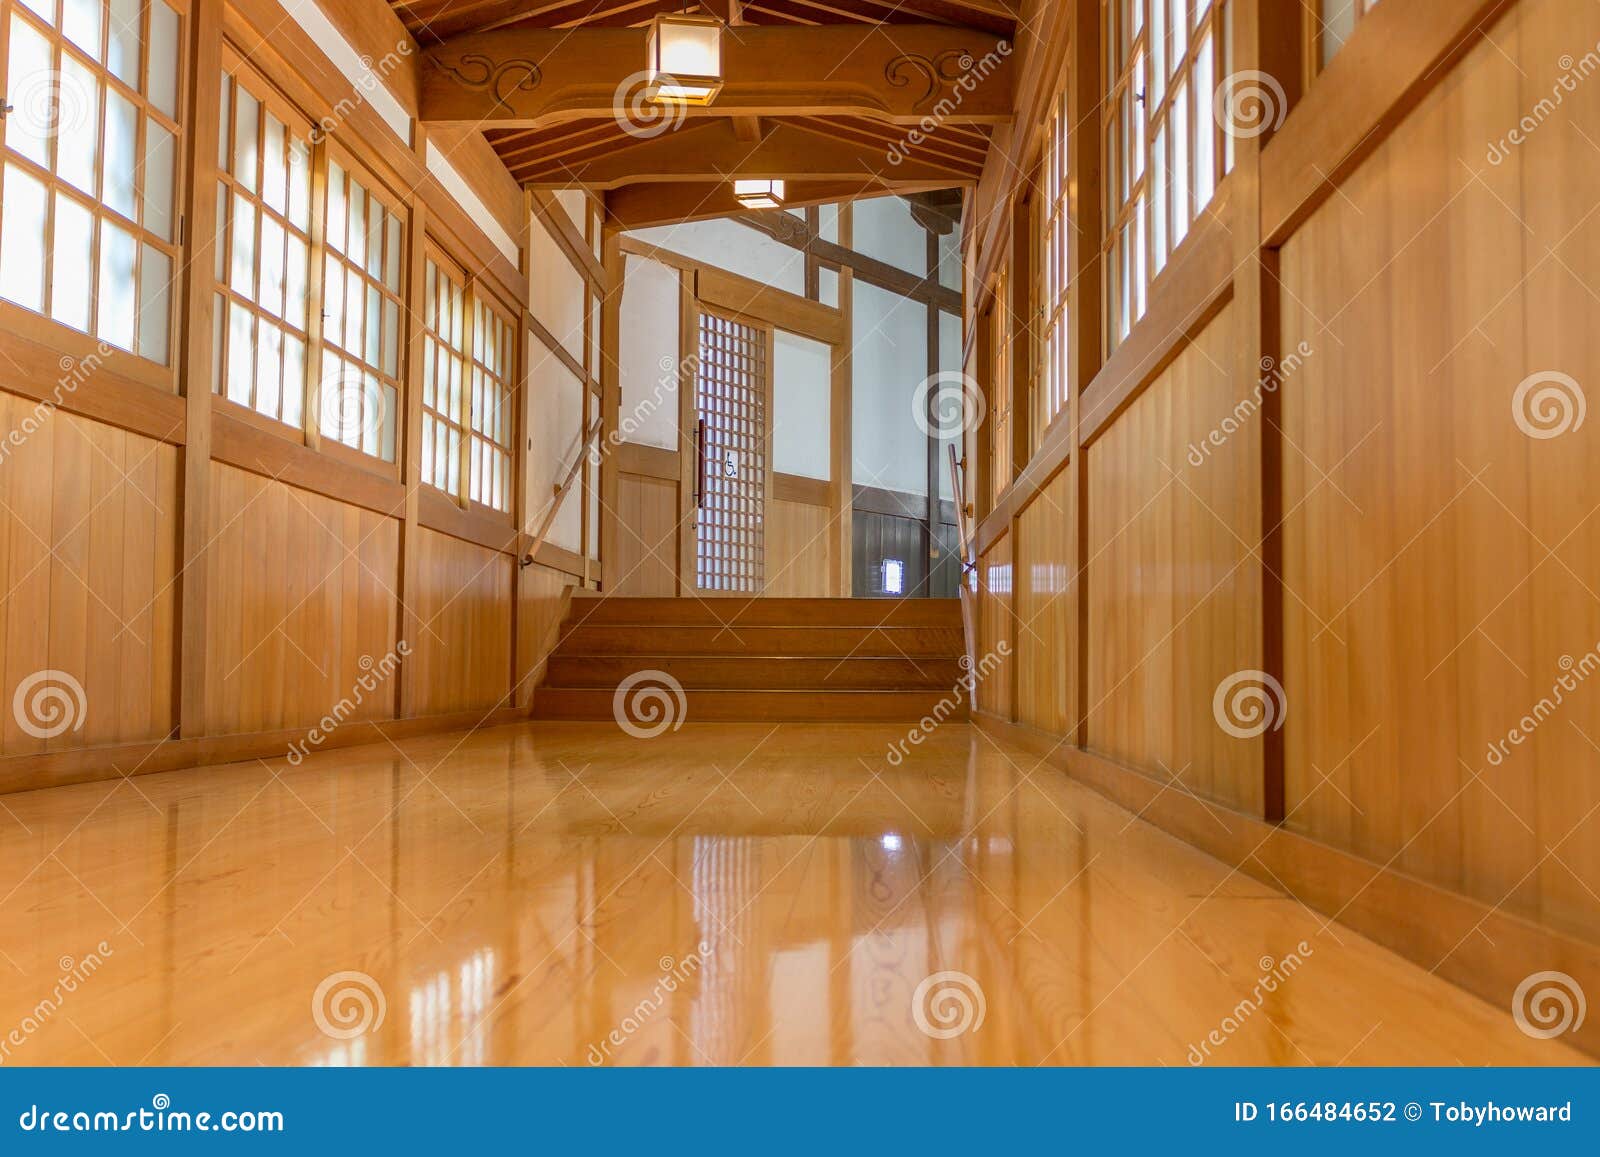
[532,596,969,723]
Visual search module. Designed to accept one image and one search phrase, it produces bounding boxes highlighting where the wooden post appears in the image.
[396,185,430,719]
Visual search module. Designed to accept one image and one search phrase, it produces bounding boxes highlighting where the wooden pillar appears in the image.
[396,176,430,719]
[599,225,624,591]
[830,205,854,597]
[175,0,223,738]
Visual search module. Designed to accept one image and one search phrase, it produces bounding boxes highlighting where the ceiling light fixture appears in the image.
[645,11,724,105]
[733,178,785,209]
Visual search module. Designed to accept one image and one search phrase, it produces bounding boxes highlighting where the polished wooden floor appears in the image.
[0,721,1582,1066]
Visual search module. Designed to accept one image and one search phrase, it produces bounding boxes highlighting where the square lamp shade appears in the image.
[646,13,724,105]
[733,179,785,209]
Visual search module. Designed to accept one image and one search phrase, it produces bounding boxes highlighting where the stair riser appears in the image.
[545,656,964,690]
[564,597,963,629]
[556,625,965,658]
[532,688,971,724]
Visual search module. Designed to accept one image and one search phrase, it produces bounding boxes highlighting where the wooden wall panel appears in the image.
[1015,467,1073,735]
[516,564,574,710]
[767,498,833,597]
[204,463,399,736]
[613,473,680,596]
[1279,0,1600,938]
[976,532,1013,718]
[410,527,513,715]
[0,398,178,754]
[1083,304,1262,813]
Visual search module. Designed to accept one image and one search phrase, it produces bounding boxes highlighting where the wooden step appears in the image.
[553,623,965,658]
[564,595,961,629]
[530,687,969,723]
[544,654,962,690]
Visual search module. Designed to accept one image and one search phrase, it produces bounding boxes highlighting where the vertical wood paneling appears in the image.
[0,400,179,754]
[976,533,1013,718]
[766,498,833,597]
[613,473,679,596]
[203,462,399,736]
[1279,0,1600,938]
[1015,467,1074,735]
[1084,304,1262,812]
[411,527,513,715]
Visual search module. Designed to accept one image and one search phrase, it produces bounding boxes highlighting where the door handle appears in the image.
[694,419,706,510]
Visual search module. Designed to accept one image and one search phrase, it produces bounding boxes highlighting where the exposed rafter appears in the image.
[420,23,1015,128]
[606,177,954,229]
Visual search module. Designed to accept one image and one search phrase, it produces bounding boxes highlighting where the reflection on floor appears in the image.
[0,721,1583,1066]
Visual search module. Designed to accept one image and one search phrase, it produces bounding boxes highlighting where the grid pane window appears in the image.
[468,298,513,512]
[319,159,404,461]
[213,63,312,428]
[1102,0,1231,352]
[990,273,1011,506]
[0,0,184,364]
[1038,87,1070,438]
[421,256,467,498]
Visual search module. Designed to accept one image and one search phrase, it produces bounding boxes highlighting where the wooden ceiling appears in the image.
[391,0,1019,226]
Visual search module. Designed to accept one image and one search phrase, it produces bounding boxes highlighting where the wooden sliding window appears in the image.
[1102,0,1231,351]
[421,251,468,500]
[467,294,514,512]
[214,56,312,430]
[0,0,185,368]
[1037,85,1070,441]
[318,151,405,462]
[989,269,1011,505]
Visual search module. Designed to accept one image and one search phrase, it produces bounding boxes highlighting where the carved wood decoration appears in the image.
[420,25,1015,128]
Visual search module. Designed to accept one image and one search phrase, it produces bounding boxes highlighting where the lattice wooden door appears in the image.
[693,311,768,592]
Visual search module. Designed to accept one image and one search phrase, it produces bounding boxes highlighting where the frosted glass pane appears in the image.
[107,0,140,87]
[7,17,54,168]
[0,165,48,311]
[283,335,305,426]
[230,193,256,294]
[617,254,678,450]
[256,323,282,419]
[285,235,308,329]
[62,0,101,61]
[138,244,171,364]
[262,115,286,214]
[287,144,310,231]
[365,201,384,281]
[345,183,365,268]
[216,74,230,170]
[384,216,401,292]
[226,302,252,403]
[773,330,830,480]
[213,183,227,280]
[104,87,138,219]
[259,215,284,317]
[382,298,399,376]
[57,57,101,196]
[365,283,381,367]
[322,254,343,348]
[148,3,179,119]
[1172,80,1190,244]
[325,163,346,253]
[96,220,138,350]
[233,85,259,190]
[1194,33,1216,211]
[142,120,175,239]
[51,192,94,332]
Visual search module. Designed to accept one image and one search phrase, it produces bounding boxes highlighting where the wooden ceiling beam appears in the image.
[606,178,955,229]
[515,118,977,187]
[420,23,1015,127]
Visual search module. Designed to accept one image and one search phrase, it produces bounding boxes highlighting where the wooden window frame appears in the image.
[467,287,515,513]
[0,0,189,392]
[1306,0,1379,79]
[1038,84,1071,442]
[989,266,1012,507]
[1101,0,1230,353]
